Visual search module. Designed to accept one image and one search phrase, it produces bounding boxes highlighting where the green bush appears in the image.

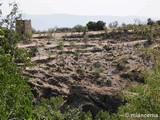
[0,3,33,119]
[33,97,64,120]
[95,110,112,120]
[57,41,64,51]
[64,107,92,120]
[0,55,33,119]
[116,66,160,120]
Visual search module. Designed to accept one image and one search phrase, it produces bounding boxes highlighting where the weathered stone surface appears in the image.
[62,85,125,116]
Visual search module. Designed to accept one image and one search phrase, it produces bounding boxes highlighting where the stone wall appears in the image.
[16,20,32,36]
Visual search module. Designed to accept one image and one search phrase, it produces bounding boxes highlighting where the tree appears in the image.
[122,23,126,28]
[146,18,156,45]
[0,7,31,65]
[86,21,106,31]
[46,28,53,44]
[32,27,36,34]
[0,55,33,119]
[86,21,96,31]
[0,2,33,119]
[109,23,113,29]
[0,3,21,57]
[73,25,86,32]
[121,23,128,33]
[156,20,160,26]
[147,18,155,26]
[109,21,118,29]
[113,21,118,28]
[134,18,141,25]
[96,20,106,31]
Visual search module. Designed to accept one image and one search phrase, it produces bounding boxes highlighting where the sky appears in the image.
[1,0,160,18]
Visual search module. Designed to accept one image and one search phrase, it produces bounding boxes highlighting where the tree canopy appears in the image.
[86,20,106,31]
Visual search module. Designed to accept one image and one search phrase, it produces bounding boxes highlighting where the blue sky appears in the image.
[1,0,160,18]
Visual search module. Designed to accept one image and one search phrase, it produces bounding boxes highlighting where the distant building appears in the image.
[16,19,32,37]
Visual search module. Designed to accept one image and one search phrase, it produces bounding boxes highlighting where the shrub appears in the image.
[64,107,92,120]
[95,110,111,120]
[47,28,53,44]
[69,41,76,49]
[116,58,128,71]
[57,41,64,52]
[0,3,33,119]
[0,55,33,119]
[114,65,160,120]
[138,47,160,64]
[33,97,64,120]
[83,35,89,47]
[94,67,103,78]
[73,25,87,33]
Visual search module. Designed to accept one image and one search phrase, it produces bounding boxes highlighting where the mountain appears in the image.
[22,14,149,31]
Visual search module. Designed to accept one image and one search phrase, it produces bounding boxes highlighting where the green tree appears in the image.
[147,18,155,26]
[109,21,118,29]
[86,21,106,31]
[87,21,97,31]
[96,21,106,31]
[156,20,160,26]
[0,54,33,119]
[0,2,33,119]
[33,97,64,120]
[73,25,87,32]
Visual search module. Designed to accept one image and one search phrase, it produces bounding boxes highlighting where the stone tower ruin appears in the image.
[16,19,32,36]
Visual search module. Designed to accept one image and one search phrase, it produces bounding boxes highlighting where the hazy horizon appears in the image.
[1,0,159,30]
[23,13,159,19]
[1,0,160,19]
[22,14,150,30]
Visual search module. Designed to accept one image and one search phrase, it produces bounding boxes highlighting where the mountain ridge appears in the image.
[22,14,150,30]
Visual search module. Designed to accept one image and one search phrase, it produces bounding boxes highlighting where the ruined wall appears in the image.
[16,20,32,36]
[24,20,32,34]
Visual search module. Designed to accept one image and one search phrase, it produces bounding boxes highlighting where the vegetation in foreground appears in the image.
[0,2,160,120]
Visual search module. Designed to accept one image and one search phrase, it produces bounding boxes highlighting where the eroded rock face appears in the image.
[62,85,125,117]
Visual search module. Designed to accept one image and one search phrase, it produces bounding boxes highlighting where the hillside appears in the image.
[18,31,152,116]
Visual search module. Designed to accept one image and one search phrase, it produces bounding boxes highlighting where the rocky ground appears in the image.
[19,32,148,115]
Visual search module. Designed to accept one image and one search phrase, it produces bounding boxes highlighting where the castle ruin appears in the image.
[16,20,32,37]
